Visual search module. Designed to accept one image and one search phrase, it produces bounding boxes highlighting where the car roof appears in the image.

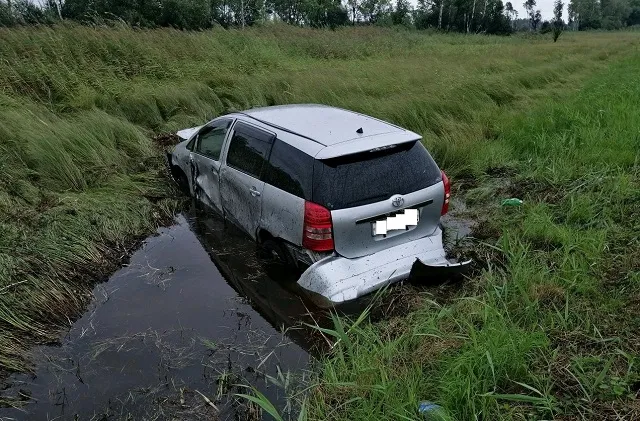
[239,105,420,155]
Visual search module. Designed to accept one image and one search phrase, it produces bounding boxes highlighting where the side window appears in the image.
[186,136,196,151]
[226,123,274,178]
[263,139,313,199]
[195,120,231,160]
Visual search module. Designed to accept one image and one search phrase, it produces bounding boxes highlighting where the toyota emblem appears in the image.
[392,196,404,208]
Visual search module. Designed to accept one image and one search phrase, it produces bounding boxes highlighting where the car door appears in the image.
[191,119,233,213]
[219,121,275,240]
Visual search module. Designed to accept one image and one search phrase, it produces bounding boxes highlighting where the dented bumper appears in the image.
[297,227,470,305]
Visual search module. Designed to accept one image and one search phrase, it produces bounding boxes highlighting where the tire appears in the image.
[259,239,293,265]
[173,167,190,195]
[258,239,298,281]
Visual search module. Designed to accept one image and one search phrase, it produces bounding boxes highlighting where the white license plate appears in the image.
[372,209,419,236]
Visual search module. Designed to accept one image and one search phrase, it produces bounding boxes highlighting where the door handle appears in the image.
[249,187,261,197]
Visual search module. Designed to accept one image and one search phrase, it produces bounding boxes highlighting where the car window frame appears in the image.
[192,118,233,161]
[262,138,313,200]
[224,121,276,180]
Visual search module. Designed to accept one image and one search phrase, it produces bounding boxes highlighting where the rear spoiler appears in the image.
[176,125,203,142]
[314,131,421,160]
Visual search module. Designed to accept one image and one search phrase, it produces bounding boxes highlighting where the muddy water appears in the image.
[0,207,316,420]
[441,198,474,242]
[0,200,474,420]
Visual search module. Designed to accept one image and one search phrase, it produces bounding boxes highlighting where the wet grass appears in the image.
[0,23,639,417]
[306,54,640,420]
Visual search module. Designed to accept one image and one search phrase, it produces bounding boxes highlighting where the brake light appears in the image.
[441,170,450,216]
[303,201,334,252]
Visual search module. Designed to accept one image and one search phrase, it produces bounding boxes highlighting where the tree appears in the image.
[533,9,541,27]
[13,0,54,24]
[45,0,63,20]
[0,1,14,26]
[601,0,631,28]
[468,0,478,31]
[269,0,303,24]
[359,0,392,24]
[505,1,513,17]
[523,0,536,29]
[159,0,212,29]
[347,0,361,23]
[628,0,640,25]
[6,0,539,32]
[552,0,563,41]
[504,1,518,28]
[484,0,512,33]
[413,0,434,29]
[567,0,577,27]
[325,2,350,26]
[391,0,411,24]
[568,0,602,29]
[303,0,349,27]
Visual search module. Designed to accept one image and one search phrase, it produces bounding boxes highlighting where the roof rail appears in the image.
[237,112,325,146]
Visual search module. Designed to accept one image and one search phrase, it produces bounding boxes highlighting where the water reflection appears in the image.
[0,206,315,420]
[184,204,329,353]
[0,200,472,420]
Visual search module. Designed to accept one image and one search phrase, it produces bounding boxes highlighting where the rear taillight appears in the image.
[441,170,450,216]
[303,201,334,252]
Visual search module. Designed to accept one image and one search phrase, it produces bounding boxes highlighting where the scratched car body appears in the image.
[168,104,468,305]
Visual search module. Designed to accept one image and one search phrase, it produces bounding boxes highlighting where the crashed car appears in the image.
[168,104,469,305]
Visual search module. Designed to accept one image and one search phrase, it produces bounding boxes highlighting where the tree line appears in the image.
[0,0,638,32]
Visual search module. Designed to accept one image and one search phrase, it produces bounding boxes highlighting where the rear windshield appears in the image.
[312,141,442,210]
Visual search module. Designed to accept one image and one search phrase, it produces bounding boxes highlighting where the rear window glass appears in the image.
[262,139,313,200]
[312,141,442,210]
[226,123,274,179]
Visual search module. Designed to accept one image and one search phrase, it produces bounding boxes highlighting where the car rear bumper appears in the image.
[297,227,468,305]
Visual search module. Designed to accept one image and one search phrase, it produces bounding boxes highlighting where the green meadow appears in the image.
[0,24,638,419]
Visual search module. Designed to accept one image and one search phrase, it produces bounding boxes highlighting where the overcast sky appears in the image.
[407,0,567,21]
[512,0,567,20]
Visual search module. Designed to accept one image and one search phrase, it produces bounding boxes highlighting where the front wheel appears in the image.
[172,167,190,195]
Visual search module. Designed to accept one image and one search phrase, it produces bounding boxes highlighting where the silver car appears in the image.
[168,104,468,305]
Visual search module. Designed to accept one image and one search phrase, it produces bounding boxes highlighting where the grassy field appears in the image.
[0,24,638,418]
[303,39,640,420]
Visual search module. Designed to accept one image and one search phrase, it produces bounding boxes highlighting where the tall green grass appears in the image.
[0,24,638,407]
[307,51,640,420]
